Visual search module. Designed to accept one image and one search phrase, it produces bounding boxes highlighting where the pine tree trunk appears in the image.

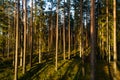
[30,0,33,68]
[90,0,95,80]
[68,0,71,59]
[106,0,110,62]
[7,6,10,58]
[63,0,66,60]
[20,0,24,67]
[39,36,41,63]
[23,0,27,74]
[13,1,16,66]
[55,0,59,71]
[14,0,19,79]
[50,14,53,51]
[113,0,117,79]
[79,0,83,58]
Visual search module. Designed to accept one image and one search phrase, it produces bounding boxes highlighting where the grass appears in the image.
[0,54,120,80]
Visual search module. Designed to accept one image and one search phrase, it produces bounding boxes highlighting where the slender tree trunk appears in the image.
[108,31,111,62]
[7,5,10,58]
[55,0,59,71]
[13,1,16,66]
[20,0,23,67]
[106,0,110,62]
[48,21,50,52]
[79,0,83,58]
[23,0,27,74]
[90,0,95,80]
[59,27,62,52]
[14,0,19,79]
[68,0,70,59]
[63,0,66,60]
[39,34,41,63]
[30,0,33,68]
[113,0,117,79]
[50,14,53,51]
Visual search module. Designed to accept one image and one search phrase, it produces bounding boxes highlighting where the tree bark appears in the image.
[55,0,59,71]
[23,0,27,74]
[63,0,66,60]
[113,0,117,79]
[14,0,19,79]
[30,0,33,68]
[106,0,110,62]
[79,0,83,58]
[90,0,95,80]
[68,0,70,59]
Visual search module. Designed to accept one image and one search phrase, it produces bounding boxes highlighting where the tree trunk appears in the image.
[63,0,66,60]
[39,36,41,63]
[113,0,117,79]
[13,1,16,66]
[23,0,27,74]
[20,0,23,67]
[7,5,10,58]
[68,0,70,59]
[30,0,33,68]
[106,0,110,62]
[90,0,95,80]
[14,0,19,79]
[55,0,59,71]
[50,14,53,51]
[79,0,83,58]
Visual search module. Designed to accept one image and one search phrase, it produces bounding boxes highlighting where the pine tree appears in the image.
[23,0,27,74]
[90,0,95,80]
[113,0,117,79]
[14,0,19,79]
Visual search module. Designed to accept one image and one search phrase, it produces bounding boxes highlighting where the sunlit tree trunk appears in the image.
[55,0,59,71]
[14,0,19,79]
[30,0,33,68]
[23,0,27,74]
[113,0,117,79]
[39,38,41,63]
[63,0,66,60]
[39,16,42,63]
[79,0,83,58]
[106,0,110,62]
[90,0,95,80]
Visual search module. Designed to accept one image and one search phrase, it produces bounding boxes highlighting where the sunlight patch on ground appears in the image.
[103,66,109,75]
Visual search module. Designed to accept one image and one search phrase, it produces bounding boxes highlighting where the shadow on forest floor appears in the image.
[18,55,115,80]
[60,56,81,80]
[95,60,113,80]
[1,52,119,80]
[18,56,55,80]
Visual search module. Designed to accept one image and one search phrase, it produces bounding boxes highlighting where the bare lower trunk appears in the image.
[30,0,33,68]
[39,38,41,63]
[14,0,19,79]
[23,0,27,74]
[90,0,95,80]
[63,0,66,60]
[68,0,71,59]
[113,0,117,79]
[20,45,23,66]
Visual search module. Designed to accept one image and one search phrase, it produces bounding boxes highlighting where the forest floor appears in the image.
[0,54,120,80]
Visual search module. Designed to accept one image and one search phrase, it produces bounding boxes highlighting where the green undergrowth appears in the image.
[1,55,120,80]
